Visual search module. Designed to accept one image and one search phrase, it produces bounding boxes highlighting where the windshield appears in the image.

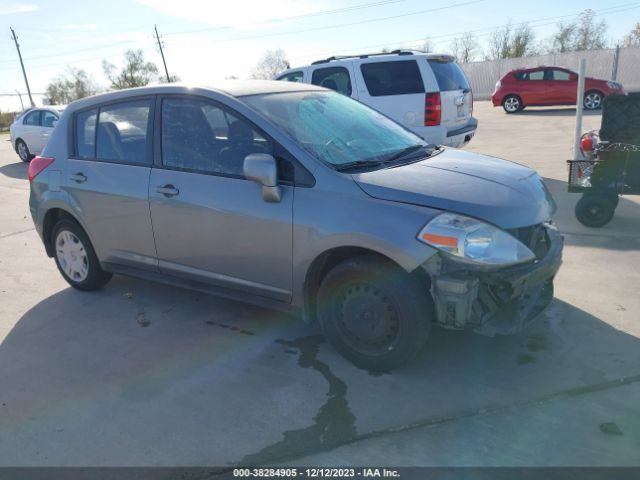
[242,90,428,167]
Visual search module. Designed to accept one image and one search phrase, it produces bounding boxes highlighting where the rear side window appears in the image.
[24,110,40,126]
[96,99,152,164]
[42,111,58,128]
[161,97,272,177]
[75,109,97,159]
[428,60,470,91]
[278,71,304,82]
[360,60,424,96]
[311,67,352,96]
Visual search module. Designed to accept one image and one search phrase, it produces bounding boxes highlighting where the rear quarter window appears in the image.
[427,60,470,91]
[360,60,425,96]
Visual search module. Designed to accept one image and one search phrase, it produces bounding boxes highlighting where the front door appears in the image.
[148,96,293,302]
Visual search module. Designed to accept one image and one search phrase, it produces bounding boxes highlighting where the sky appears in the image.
[0,0,639,110]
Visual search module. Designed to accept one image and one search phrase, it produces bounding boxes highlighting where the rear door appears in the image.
[355,58,425,129]
[426,58,473,133]
[309,64,356,97]
[64,98,158,270]
[40,110,59,152]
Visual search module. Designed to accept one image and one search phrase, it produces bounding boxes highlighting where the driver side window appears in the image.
[161,97,273,177]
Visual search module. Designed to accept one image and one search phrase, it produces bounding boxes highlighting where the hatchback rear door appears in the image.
[65,98,158,270]
[426,57,472,133]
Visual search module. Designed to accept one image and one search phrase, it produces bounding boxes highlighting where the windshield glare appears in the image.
[242,91,427,167]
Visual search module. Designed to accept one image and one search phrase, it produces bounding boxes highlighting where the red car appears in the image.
[492,66,624,113]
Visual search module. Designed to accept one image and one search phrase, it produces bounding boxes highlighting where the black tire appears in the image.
[584,91,604,111]
[316,255,432,371]
[502,95,522,114]
[52,219,112,291]
[575,194,616,228]
[15,139,32,163]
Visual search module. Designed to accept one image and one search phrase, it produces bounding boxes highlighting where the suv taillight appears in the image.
[28,156,55,183]
[424,92,441,126]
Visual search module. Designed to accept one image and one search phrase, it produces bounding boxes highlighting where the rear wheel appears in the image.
[16,139,32,162]
[575,194,616,227]
[317,255,432,371]
[52,219,112,290]
[584,91,603,110]
[502,95,522,113]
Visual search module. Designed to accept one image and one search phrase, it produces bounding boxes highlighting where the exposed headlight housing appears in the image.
[417,213,536,266]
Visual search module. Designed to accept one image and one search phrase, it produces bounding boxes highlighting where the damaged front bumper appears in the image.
[424,224,563,336]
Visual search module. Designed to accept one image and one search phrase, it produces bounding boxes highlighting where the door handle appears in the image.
[156,184,180,197]
[70,172,87,183]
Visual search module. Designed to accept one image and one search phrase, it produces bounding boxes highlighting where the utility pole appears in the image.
[154,25,171,83]
[612,44,620,81]
[10,27,35,107]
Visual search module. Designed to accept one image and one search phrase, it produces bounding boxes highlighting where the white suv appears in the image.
[276,50,477,148]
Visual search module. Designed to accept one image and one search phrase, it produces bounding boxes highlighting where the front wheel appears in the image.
[52,219,112,290]
[575,194,616,227]
[584,91,603,110]
[16,139,32,162]
[317,255,432,371]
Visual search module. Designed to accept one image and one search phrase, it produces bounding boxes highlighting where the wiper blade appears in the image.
[334,160,384,172]
[383,144,428,163]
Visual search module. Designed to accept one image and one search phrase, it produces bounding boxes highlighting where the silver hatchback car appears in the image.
[29,81,563,370]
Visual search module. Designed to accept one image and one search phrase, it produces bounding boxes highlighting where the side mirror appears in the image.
[243,153,281,203]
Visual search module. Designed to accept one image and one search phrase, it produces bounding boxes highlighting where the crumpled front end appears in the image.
[423,223,563,336]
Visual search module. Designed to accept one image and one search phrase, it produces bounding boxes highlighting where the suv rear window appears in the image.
[360,60,425,97]
[427,60,470,91]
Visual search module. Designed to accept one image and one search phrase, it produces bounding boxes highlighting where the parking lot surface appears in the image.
[0,101,639,467]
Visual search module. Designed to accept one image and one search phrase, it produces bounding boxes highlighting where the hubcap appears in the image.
[505,97,519,112]
[56,230,89,282]
[338,283,399,349]
[17,142,28,160]
[585,93,601,110]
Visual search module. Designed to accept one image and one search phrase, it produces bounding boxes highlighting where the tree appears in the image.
[548,9,607,52]
[450,32,479,63]
[103,50,159,89]
[251,48,289,80]
[46,68,97,105]
[159,74,181,84]
[574,9,607,50]
[417,37,433,53]
[551,22,577,53]
[623,22,640,47]
[485,22,535,59]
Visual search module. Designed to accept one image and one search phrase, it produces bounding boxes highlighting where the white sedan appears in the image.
[9,106,65,162]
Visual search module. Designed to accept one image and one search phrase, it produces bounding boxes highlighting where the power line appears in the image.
[167,0,485,47]
[164,0,406,36]
[288,2,640,63]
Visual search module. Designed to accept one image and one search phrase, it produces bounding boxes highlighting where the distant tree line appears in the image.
[42,10,640,105]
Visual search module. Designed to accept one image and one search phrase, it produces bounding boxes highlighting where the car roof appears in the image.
[65,81,324,111]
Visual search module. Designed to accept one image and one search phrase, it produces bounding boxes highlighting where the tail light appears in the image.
[28,156,55,183]
[424,92,441,126]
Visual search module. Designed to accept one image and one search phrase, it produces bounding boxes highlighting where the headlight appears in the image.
[417,213,535,266]
[606,81,621,89]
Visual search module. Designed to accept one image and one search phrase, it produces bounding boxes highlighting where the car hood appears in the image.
[352,148,557,229]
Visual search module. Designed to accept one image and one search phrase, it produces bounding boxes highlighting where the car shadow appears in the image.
[0,275,639,466]
[0,161,27,180]
[513,107,601,117]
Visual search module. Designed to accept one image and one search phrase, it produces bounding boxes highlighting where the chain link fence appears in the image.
[461,46,640,101]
